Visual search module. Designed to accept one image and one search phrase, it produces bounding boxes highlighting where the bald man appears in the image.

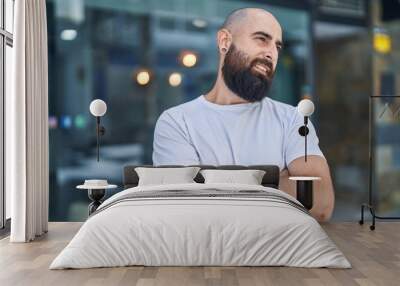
[152,8,334,222]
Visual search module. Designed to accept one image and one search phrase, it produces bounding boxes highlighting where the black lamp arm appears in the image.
[298,116,310,162]
[96,116,106,161]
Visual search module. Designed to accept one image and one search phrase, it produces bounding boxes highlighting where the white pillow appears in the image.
[135,167,201,186]
[200,169,266,185]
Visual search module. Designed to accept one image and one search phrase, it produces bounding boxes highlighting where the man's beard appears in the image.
[221,44,274,102]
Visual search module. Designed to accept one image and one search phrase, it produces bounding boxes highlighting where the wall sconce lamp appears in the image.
[89,99,107,162]
[297,99,315,163]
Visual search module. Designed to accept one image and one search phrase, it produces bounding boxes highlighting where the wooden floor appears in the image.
[0,222,399,286]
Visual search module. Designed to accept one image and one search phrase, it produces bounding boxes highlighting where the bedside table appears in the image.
[77,180,117,215]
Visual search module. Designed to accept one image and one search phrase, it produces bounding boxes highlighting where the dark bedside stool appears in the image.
[289,176,321,210]
[76,180,117,215]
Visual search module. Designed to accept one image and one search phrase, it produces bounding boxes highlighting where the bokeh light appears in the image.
[374,29,391,54]
[168,72,182,87]
[181,52,197,68]
[136,70,151,85]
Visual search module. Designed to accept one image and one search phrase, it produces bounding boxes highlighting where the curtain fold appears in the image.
[8,0,49,242]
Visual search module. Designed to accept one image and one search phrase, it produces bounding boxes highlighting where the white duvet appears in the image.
[50,183,351,269]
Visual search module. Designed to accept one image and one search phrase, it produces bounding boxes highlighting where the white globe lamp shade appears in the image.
[90,99,107,117]
[297,99,314,117]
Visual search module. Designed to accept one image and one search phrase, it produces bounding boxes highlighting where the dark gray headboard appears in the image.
[123,165,280,189]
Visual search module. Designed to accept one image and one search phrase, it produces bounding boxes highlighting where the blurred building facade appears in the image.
[46,0,400,221]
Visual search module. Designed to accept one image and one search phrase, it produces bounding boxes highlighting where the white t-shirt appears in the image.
[152,95,324,170]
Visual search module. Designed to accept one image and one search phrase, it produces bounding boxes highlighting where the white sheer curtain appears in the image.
[7,0,49,242]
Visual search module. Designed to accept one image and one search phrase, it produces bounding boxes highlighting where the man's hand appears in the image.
[278,155,335,222]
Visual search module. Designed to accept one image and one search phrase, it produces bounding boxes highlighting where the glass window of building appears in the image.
[1,0,14,229]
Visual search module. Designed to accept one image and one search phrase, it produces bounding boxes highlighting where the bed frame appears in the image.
[123,165,280,189]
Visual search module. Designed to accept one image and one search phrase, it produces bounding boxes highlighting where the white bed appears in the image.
[50,183,351,269]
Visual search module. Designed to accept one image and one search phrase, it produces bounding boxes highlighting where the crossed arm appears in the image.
[154,112,335,221]
[278,155,335,222]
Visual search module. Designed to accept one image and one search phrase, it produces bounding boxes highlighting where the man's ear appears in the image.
[217,28,232,54]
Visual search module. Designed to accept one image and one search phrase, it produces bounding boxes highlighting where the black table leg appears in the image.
[88,189,106,215]
[296,180,313,210]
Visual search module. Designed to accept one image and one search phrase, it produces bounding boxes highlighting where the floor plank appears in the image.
[0,222,399,286]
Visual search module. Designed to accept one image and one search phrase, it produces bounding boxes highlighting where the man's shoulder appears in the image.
[264,97,296,112]
[156,96,203,127]
[263,97,297,124]
[161,96,203,118]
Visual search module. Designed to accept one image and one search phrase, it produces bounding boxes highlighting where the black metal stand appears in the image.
[88,189,106,215]
[359,96,400,230]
